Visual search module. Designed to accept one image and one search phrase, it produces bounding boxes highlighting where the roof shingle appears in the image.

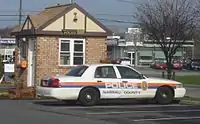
[29,3,72,29]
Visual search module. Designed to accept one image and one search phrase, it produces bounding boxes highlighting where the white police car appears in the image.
[36,64,186,106]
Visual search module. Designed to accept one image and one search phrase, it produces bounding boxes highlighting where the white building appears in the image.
[107,28,194,66]
[0,38,16,63]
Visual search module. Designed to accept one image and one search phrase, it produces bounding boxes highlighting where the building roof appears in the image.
[29,4,72,30]
[12,3,112,35]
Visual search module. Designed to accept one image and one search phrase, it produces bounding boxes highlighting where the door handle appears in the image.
[97,80,102,82]
[122,81,128,83]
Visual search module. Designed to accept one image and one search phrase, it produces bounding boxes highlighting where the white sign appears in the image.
[0,38,16,44]
[4,64,15,72]
[5,49,15,55]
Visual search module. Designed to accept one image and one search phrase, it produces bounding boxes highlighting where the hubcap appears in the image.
[161,93,167,98]
[85,93,92,101]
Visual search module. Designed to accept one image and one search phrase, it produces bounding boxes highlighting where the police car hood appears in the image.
[145,77,181,84]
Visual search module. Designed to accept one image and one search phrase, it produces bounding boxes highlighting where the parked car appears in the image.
[151,60,183,70]
[36,64,186,106]
[191,62,200,70]
[172,61,183,70]
[183,58,200,70]
[111,58,131,65]
[150,61,167,69]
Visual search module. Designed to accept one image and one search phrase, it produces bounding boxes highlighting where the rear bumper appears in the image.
[174,88,186,98]
[36,86,80,100]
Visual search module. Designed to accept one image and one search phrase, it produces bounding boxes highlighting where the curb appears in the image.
[180,96,200,105]
[185,85,200,88]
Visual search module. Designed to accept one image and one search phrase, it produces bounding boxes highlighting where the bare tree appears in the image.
[135,0,200,79]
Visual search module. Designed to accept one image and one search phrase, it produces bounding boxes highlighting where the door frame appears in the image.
[27,38,35,87]
[114,65,143,98]
[93,65,122,99]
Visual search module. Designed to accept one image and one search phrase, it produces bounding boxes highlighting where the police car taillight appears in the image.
[49,78,61,88]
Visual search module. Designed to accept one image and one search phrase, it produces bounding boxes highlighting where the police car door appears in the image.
[115,65,144,98]
[94,66,122,99]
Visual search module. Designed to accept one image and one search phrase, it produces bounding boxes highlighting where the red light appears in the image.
[50,78,60,88]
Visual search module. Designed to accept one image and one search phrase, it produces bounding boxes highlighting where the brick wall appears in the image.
[85,37,107,64]
[35,36,60,85]
[34,36,107,86]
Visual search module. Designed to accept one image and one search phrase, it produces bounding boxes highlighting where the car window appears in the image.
[117,66,141,79]
[94,66,117,78]
[65,66,88,77]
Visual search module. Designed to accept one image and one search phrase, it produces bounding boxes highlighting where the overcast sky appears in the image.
[0,0,147,32]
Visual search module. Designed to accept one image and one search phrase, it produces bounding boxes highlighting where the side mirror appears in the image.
[139,74,145,79]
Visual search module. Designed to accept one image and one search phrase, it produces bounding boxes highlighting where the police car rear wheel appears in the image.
[79,88,100,106]
[155,87,174,104]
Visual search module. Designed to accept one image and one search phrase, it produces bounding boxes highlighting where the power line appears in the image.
[0,13,133,17]
[0,18,135,24]
[115,0,141,4]
[93,13,133,17]
[0,15,26,16]
[0,15,136,24]
[97,18,138,24]
[0,19,25,21]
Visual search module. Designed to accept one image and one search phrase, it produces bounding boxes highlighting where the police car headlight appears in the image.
[176,84,183,88]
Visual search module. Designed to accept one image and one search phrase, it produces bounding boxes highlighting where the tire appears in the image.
[155,87,174,105]
[173,100,181,104]
[78,88,100,106]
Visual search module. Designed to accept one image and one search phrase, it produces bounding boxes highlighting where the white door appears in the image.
[115,65,144,98]
[27,38,35,87]
[93,66,122,99]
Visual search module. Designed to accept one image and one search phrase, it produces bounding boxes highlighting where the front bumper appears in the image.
[174,88,186,98]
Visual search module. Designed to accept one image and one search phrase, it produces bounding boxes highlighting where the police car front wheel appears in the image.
[155,87,174,105]
[79,88,100,106]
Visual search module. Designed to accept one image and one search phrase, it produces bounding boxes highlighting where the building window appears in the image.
[140,56,152,60]
[60,40,70,65]
[73,40,84,65]
[59,38,85,66]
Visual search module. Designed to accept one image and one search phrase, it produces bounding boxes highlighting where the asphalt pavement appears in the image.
[185,87,200,98]
[136,67,200,77]
[0,100,200,124]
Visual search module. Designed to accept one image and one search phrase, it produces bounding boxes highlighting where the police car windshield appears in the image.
[65,66,88,77]
[127,65,148,78]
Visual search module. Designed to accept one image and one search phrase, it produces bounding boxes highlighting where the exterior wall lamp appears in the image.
[73,12,78,22]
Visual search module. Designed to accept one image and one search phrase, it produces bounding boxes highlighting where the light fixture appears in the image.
[73,12,78,22]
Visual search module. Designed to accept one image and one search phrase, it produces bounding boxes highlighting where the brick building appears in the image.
[11,3,112,88]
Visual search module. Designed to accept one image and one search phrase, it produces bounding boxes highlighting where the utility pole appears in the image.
[70,0,74,4]
[19,0,22,26]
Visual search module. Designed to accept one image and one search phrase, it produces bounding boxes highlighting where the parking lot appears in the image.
[0,99,200,124]
[135,67,200,77]
[0,67,199,124]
